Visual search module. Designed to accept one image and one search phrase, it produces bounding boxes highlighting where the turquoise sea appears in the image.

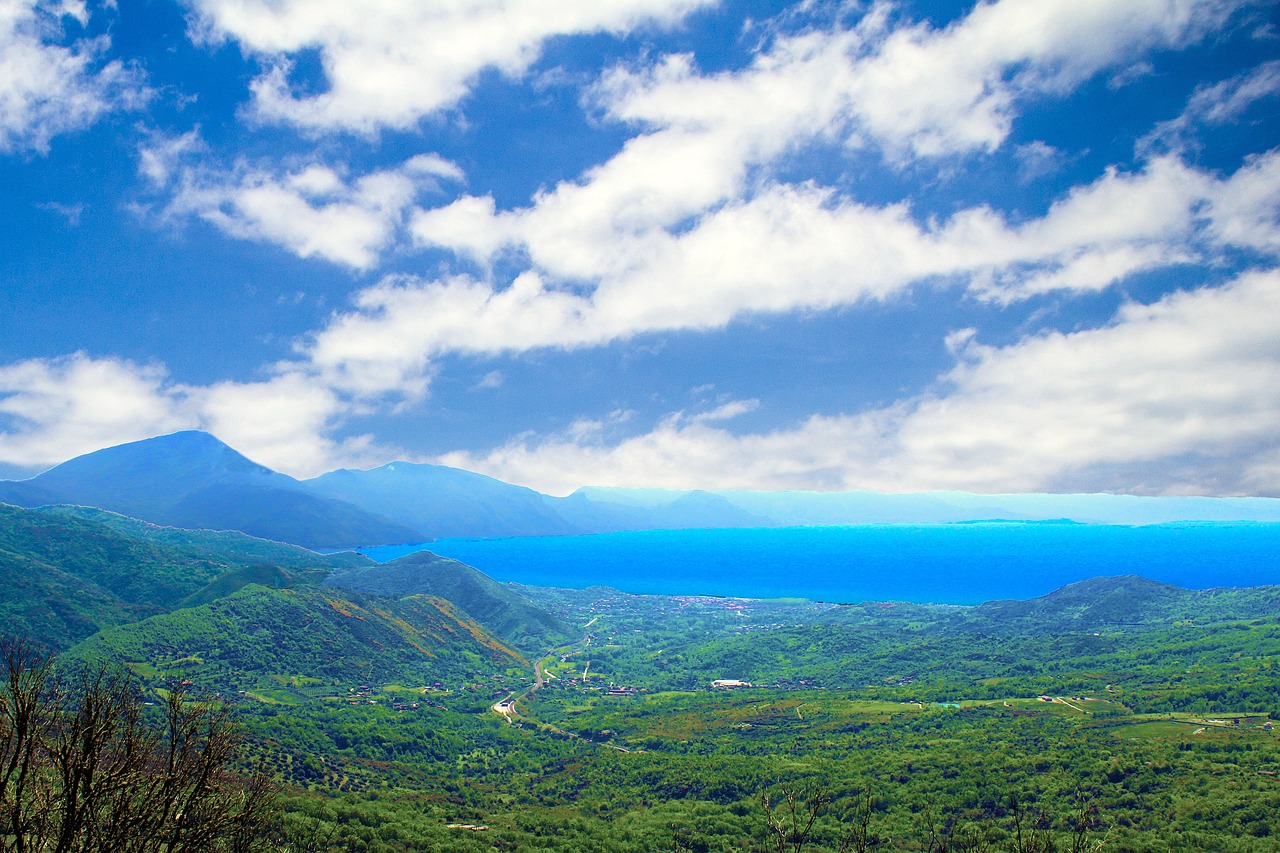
[356,522,1280,604]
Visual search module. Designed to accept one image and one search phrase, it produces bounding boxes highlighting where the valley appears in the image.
[2,439,1279,850]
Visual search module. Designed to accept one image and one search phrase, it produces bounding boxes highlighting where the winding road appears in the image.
[492,632,591,724]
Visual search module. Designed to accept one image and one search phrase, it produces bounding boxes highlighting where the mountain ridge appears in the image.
[3,432,1280,553]
[0,432,423,549]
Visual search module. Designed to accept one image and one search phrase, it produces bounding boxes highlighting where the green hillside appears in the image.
[0,502,382,651]
[48,505,372,570]
[325,550,574,654]
[0,502,240,648]
[1,502,560,683]
[67,584,525,696]
[954,574,1280,633]
[809,574,1280,635]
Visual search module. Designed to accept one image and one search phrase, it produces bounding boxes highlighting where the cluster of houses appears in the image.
[341,684,435,710]
[603,684,637,696]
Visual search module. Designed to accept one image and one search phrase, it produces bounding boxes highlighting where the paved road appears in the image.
[492,634,590,724]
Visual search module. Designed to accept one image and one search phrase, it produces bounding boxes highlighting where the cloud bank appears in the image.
[441,271,1280,496]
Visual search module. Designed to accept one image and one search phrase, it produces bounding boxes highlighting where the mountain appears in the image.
[0,432,422,549]
[304,462,581,538]
[0,503,365,650]
[954,575,1280,634]
[324,550,573,654]
[5,432,1280,554]
[305,472,777,538]
[1,501,537,691]
[67,583,527,691]
[575,487,1280,526]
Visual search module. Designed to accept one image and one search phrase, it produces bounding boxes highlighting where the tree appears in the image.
[836,789,878,853]
[761,782,829,853]
[1006,792,1054,853]
[919,804,994,853]
[0,639,276,853]
[1062,790,1110,853]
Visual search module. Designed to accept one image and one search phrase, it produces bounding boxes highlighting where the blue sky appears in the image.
[2,0,1279,496]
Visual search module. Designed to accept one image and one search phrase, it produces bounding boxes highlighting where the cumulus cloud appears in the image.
[389,0,1271,357]
[0,353,189,470]
[441,272,1280,497]
[319,152,1280,401]
[839,0,1237,159]
[0,354,404,478]
[184,0,717,134]
[180,371,397,476]
[0,0,145,153]
[157,0,1256,285]
[415,0,1213,271]
[147,147,464,269]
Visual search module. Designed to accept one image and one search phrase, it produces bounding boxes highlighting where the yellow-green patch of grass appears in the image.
[243,690,299,706]
[382,684,440,695]
[1110,720,1199,739]
[125,662,171,679]
[271,674,324,687]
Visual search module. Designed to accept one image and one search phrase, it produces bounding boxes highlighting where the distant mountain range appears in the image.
[0,431,418,549]
[2,431,1279,550]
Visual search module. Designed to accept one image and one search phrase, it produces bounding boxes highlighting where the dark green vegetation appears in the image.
[1,500,1278,850]
[0,503,363,649]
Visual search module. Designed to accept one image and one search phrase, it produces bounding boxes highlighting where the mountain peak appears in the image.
[35,430,282,491]
[0,431,422,549]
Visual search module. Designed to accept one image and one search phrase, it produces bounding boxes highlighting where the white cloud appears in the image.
[474,370,504,390]
[1203,148,1280,253]
[1014,141,1068,183]
[325,153,1280,400]
[151,151,463,270]
[153,0,1255,287]
[137,128,204,186]
[841,0,1236,160]
[1140,59,1280,155]
[180,371,397,476]
[392,0,1267,359]
[185,0,717,134]
[0,354,405,478]
[0,0,144,153]
[0,353,189,470]
[442,272,1280,497]
[36,200,84,225]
